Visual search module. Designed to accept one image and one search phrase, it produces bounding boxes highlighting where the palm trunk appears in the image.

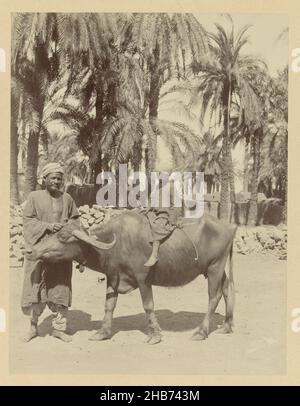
[282,148,288,224]
[206,175,213,194]
[220,136,230,220]
[132,140,143,172]
[228,150,235,201]
[10,92,19,204]
[282,178,287,224]
[88,164,94,184]
[228,140,236,222]
[92,74,104,183]
[219,83,231,221]
[145,131,157,175]
[24,129,39,196]
[93,160,103,184]
[268,178,273,197]
[147,42,161,172]
[248,128,261,226]
[144,147,150,174]
[10,121,19,205]
[243,141,250,193]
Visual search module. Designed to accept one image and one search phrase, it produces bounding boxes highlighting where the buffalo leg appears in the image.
[138,282,162,345]
[192,264,224,340]
[89,283,118,341]
[218,272,234,334]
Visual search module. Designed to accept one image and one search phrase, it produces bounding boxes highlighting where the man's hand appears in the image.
[49,223,64,233]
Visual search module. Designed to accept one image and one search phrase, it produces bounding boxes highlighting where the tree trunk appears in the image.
[243,141,250,193]
[228,140,236,223]
[132,140,143,172]
[92,73,104,182]
[10,94,19,205]
[219,135,230,221]
[145,132,157,174]
[144,147,150,174]
[282,145,288,224]
[24,130,40,197]
[10,121,19,205]
[219,83,231,221]
[206,175,213,194]
[282,178,287,224]
[268,178,272,197]
[228,150,235,202]
[92,160,103,184]
[248,128,262,226]
[88,163,94,184]
[147,42,161,172]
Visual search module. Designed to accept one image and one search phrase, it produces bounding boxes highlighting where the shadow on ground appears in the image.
[37,309,224,337]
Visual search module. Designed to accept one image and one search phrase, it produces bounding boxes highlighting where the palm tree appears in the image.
[121,13,209,172]
[12,13,61,195]
[246,85,268,225]
[190,18,265,220]
[12,13,121,191]
[49,42,202,182]
[12,12,210,192]
[57,13,128,181]
[259,67,288,223]
[51,78,200,178]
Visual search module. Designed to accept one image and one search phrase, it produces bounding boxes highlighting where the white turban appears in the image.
[41,162,64,178]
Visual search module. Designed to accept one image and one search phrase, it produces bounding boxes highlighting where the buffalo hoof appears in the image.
[52,330,72,343]
[89,330,111,341]
[216,323,233,334]
[191,331,207,341]
[146,333,162,345]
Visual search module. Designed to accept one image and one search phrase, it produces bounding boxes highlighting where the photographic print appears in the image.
[2,1,299,388]
[8,10,288,375]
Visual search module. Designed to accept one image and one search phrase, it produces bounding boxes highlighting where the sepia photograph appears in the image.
[9,11,288,375]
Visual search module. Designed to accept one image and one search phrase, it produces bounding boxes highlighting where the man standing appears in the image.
[21,162,80,343]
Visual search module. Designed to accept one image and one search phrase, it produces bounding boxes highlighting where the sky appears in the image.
[195,13,288,77]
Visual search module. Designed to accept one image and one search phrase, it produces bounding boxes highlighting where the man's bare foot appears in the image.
[23,324,38,343]
[52,329,72,343]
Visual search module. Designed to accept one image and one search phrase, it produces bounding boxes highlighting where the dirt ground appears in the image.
[9,253,286,375]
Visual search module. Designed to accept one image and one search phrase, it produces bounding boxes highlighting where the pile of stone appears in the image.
[79,205,125,230]
[9,205,25,267]
[234,225,287,260]
[9,205,287,267]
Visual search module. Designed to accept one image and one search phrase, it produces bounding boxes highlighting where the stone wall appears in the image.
[9,204,287,267]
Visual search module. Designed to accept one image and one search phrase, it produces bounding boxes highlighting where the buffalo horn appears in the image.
[72,230,116,250]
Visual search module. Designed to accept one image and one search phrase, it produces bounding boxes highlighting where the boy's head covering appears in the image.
[41,162,64,178]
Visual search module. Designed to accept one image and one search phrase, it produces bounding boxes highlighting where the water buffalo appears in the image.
[30,211,237,344]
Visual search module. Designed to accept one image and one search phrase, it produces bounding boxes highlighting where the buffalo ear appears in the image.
[72,229,116,250]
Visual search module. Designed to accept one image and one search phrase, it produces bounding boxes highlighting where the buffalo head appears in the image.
[30,222,116,264]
